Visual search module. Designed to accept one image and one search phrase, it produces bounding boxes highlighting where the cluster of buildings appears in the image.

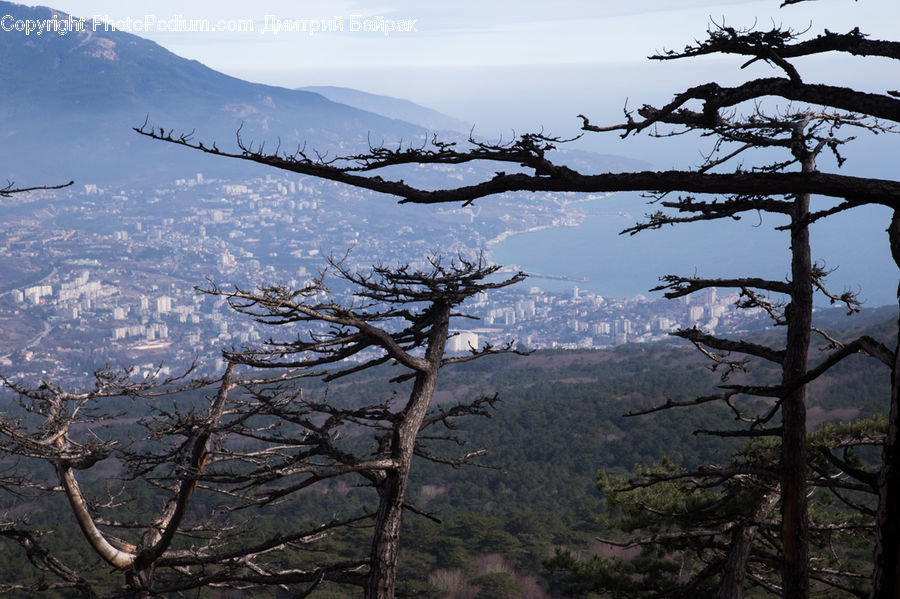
[461,283,749,351]
[0,172,769,385]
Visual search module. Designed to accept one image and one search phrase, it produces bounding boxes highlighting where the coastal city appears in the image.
[1,171,768,385]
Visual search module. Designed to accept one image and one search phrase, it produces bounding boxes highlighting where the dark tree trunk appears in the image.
[871,212,900,599]
[365,380,426,599]
[124,569,154,599]
[367,466,408,599]
[716,489,780,599]
[781,166,813,597]
[365,303,451,599]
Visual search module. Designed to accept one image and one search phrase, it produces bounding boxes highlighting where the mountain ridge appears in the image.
[0,1,428,183]
[0,1,649,186]
[298,85,473,134]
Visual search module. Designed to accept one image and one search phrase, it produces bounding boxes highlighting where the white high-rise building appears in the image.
[156,296,172,314]
[689,305,705,322]
[447,332,479,353]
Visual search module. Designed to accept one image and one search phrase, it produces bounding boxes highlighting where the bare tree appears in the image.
[552,104,892,598]
[136,3,900,597]
[0,178,86,596]
[0,525,99,597]
[0,256,524,598]
[0,364,237,597]
[199,255,525,598]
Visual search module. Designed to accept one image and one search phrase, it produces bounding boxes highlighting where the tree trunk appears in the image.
[124,570,154,599]
[365,303,451,599]
[716,489,780,599]
[367,466,409,599]
[871,211,900,599]
[780,184,812,599]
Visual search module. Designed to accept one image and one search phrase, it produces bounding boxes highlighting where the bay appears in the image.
[489,192,897,307]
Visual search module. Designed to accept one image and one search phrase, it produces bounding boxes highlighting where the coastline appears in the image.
[484,192,617,247]
[485,213,585,247]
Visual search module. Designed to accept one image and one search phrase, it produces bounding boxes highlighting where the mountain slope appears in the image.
[0,1,656,191]
[0,2,426,183]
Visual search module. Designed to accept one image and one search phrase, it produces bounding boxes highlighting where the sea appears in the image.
[489,192,897,307]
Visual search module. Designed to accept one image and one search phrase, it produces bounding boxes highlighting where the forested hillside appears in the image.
[2,306,890,597]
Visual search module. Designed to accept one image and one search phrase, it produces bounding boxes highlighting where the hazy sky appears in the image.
[35,1,900,158]
[41,1,900,74]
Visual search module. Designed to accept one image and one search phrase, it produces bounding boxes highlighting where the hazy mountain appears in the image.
[0,2,427,184]
[298,86,473,134]
[0,1,654,188]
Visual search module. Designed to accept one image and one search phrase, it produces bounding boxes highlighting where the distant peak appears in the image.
[298,85,472,134]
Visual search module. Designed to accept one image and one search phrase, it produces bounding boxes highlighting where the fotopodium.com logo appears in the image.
[0,13,418,37]
[88,15,255,34]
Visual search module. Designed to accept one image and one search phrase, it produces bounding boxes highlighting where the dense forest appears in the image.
[1,306,891,597]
